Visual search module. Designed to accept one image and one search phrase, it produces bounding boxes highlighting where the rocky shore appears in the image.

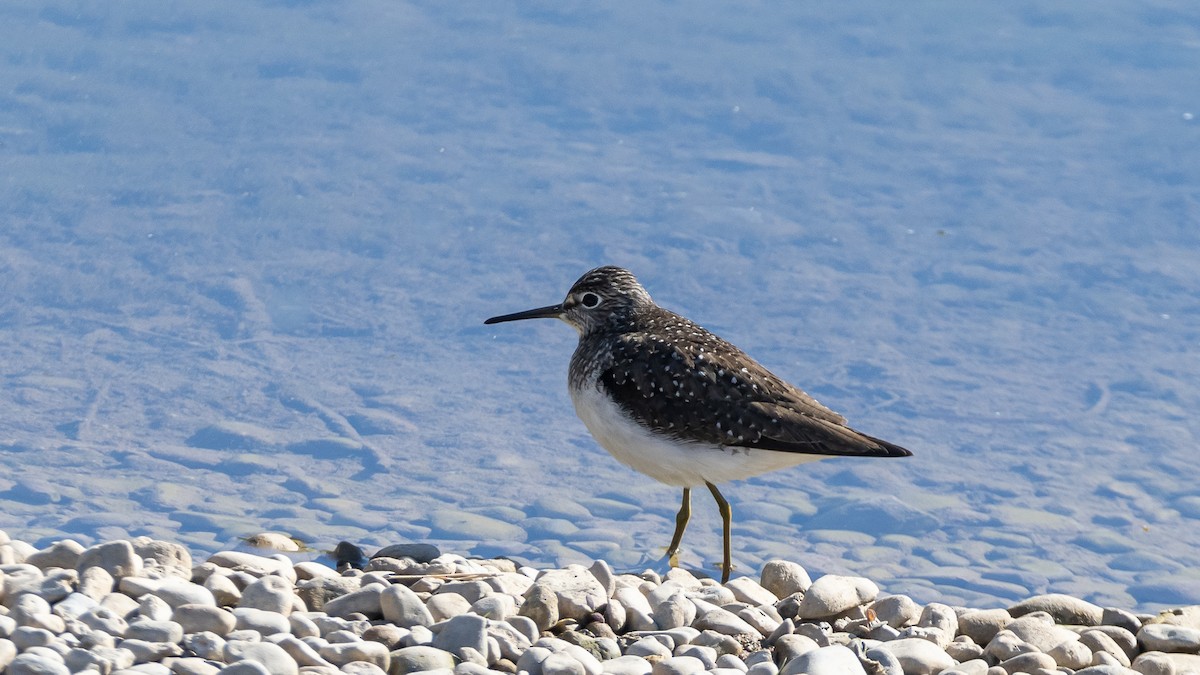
[1,531,1198,675]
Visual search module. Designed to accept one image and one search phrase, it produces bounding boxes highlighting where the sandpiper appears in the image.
[485,266,912,582]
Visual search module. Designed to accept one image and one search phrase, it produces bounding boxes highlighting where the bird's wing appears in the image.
[599,331,910,458]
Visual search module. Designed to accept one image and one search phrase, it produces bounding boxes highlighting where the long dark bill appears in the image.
[484,304,563,325]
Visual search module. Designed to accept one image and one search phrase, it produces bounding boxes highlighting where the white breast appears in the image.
[569,384,826,487]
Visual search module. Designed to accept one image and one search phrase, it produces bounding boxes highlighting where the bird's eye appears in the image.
[580,292,602,308]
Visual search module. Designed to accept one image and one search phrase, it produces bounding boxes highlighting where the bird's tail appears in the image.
[859,432,913,458]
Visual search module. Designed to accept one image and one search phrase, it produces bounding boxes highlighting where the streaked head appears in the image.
[484,266,653,335]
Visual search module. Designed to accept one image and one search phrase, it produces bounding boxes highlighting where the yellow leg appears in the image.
[706,481,732,583]
[666,487,691,567]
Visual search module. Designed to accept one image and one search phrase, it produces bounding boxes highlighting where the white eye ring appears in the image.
[580,292,602,308]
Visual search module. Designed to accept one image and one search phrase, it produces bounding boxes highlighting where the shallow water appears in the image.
[1,2,1197,611]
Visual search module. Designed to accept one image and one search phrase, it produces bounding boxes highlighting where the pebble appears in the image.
[957,608,1011,645]
[795,575,879,619]
[759,561,810,599]
[1009,593,1105,625]
[777,644,866,675]
[872,594,922,629]
[883,637,955,674]
[1138,623,1200,653]
[2,532,1200,675]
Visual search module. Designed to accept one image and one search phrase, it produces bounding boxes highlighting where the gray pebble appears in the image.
[795,575,878,619]
[12,593,52,623]
[938,660,988,675]
[138,595,175,622]
[125,620,184,644]
[175,605,237,636]
[65,645,130,673]
[362,624,408,650]
[162,656,222,675]
[984,630,1038,662]
[715,654,747,671]
[438,580,492,605]
[471,593,516,620]
[380,584,435,628]
[862,645,903,675]
[1088,625,1139,661]
[1138,622,1200,653]
[652,591,696,630]
[78,541,143,579]
[319,584,385,619]
[318,640,390,669]
[205,575,243,607]
[944,637,983,663]
[1079,629,1132,667]
[131,539,192,579]
[778,644,866,675]
[185,632,228,661]
[374,543,441,563]
[81,606,130,637]
[626,637,671,659]
[541,651,587,675]
[224,629,264,642]
[79,566,116,600]
[692,606,757,637]
[957,608,1012,645]
[650,656,705,675]
[508,615,540,645]
[880,637,954,675]
[692,630,743,658]
[745,663,777,675]
[1005,613,1080,652]
[488,626,531,663]
[535,566,609,620]
[119,638,184,663]
[1009,593,1104,626]
[519,584,560,632]
[724,578,778,606]
[516,646,555,675]
[223,640,299,675]
[270,634,335,668]
[340,662,388,675]
[759,561,811,599]
[35,569,76,603]
[870,595,921,629]
[7,652,70,675]
[485,572,535,598]
[288,613,321,639]
[153,579,218,609]
[1048,638,1093,669]
[233,607,291,636]
[737,606,780,638]
[239,575,296,614]
[26,540,86,571]
[217,661,272,675]
[916,602,958,648]
[1132,651,1200,675]
[10,626,56,650]
[425,592,471,623]
[600,655,652,675]
[207,552,295,581]
[52,592,98,621]
[996,651,1057,672]
[771,634,818,665]
[433,613,489,659]
[674,645,717,668]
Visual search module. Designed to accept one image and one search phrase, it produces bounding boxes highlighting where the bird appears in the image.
[484,266,912,582]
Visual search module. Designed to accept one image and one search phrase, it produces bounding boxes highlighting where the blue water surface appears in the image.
[1,2,1197,611]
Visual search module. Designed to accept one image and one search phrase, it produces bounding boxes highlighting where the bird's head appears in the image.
[485,265,654,336]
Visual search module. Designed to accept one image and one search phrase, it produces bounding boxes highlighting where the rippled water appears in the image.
[1,2,1197,611]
